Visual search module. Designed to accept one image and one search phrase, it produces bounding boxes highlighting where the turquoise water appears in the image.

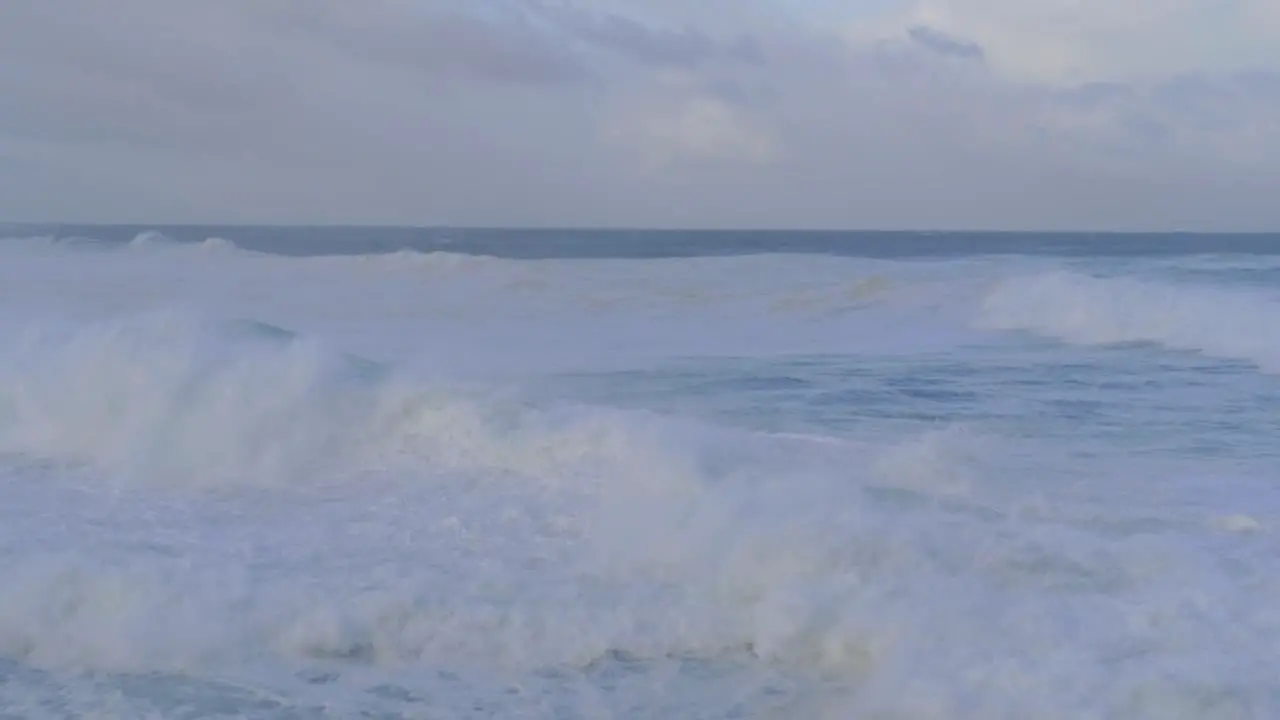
[0,229,1278,718]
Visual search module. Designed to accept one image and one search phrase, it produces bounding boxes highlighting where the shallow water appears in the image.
[0,230,1278,718]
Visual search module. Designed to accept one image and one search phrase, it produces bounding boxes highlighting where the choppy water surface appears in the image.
[0,229,1278,718]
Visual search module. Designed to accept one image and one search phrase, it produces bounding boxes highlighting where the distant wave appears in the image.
[127,231,249,255]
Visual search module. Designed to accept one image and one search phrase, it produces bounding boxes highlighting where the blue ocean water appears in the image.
[0,227,1279,718]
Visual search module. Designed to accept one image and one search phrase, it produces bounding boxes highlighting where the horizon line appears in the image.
[4,221,1280,236]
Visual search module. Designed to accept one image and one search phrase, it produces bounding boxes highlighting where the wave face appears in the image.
[1,232,1279,718]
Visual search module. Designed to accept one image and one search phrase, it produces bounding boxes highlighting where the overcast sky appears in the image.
[2,1,1279,230]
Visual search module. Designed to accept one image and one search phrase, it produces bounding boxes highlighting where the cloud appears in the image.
[303,4,591,87]
[0,0,1278,230]
[870,0,1280,82]
[907,26,984,61]
[526,2,764,70]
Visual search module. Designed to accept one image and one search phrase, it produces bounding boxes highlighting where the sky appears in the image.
[1,0,1279,231]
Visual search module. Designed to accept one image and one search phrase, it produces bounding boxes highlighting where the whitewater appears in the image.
[0,228,1278,718]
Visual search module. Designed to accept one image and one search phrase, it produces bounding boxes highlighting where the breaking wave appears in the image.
[978,270,1280,371]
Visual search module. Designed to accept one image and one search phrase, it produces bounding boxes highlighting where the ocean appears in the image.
[0,226,1278,718]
